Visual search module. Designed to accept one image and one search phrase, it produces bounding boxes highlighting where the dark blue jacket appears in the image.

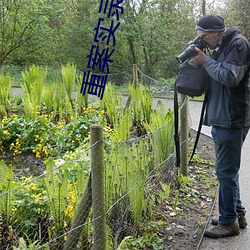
[203,26,250,128]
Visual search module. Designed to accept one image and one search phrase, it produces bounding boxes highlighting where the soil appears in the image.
[0,152,45,180]
[158,130,217,250]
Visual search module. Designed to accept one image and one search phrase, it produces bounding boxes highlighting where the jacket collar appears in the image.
[212,26,241,58]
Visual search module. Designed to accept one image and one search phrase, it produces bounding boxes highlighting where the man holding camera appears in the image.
[192,15,250,238]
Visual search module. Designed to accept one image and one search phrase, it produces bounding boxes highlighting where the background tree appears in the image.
[0,0,50,65]
[220,0,250,39]
[1,0,240,82]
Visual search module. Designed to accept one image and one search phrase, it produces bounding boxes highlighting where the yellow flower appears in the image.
[36,152,41,158]
[26,183,37,191]
[12,207,17,212]
[32,193,42,201]
[14,149,21,155]
[71,195,76,204]
[42,147,49,157]
[3,130,9,135]
[10,143,14,150]
[65,205,74,218]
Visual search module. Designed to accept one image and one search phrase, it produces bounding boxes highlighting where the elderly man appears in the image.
[192,15,250,238]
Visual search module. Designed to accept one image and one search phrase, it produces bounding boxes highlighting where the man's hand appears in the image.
[192,47,207,64]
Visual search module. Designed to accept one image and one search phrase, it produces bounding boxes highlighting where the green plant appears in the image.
[13,237,40,250]
[117,233,163,250]
[157,182,171,204]
[144,100,174,163]
[105,136,153,234]
[75,73,89,116]
[0,161,15,222]
[60,63,76,102]
[178,173,191,189]
[21,65,47,118]
[0,107,104,158]
[172,190,180,210]
[43,159,69,224]
[43,84,55,114]
[0,73,12,117]
[100,82,123,128]
[129,83,153,128]
[12,177,49,241]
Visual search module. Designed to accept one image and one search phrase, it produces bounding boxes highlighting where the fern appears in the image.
[100,82,122,128]
[144,100,174,163]
[43,159,68,228]
[21,65,47,118]
[0,160,14,222]
[0,73,12,115]
[43,84,55,113]
[61,63,76,101]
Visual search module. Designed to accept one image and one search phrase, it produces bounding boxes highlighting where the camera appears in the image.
[176,36,208,64]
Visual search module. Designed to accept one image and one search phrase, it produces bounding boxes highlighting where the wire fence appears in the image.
[0,124,178,249]
[0,64,191,249]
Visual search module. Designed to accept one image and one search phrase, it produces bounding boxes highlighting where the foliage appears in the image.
[0,0,51,65]
[0,73,12,117]
[129,83,153,135]
[117,233,163,250]
[0,79,178,248]
[0,0,228,79]
[12,176,49,241]
[0,108,103,158]
[0,154,91,249]
[144,100,175,163]
[61,63,76,101]
[100,82,123,129]
[13,235,46,250]
[0,161,15,222]
[21,65,47,118]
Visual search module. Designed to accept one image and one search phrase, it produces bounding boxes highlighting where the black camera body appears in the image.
[176,36,208,63]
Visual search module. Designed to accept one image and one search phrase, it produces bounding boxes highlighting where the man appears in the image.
[192,15,250,238]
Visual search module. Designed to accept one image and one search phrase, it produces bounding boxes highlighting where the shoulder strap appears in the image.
[189,91,208,164]
[174,80,180,168]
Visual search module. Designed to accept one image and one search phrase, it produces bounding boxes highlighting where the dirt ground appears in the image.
[159,130,217,250]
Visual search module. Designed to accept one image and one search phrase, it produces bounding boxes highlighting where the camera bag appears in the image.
[175,58,209,97]
[174,58,210,168]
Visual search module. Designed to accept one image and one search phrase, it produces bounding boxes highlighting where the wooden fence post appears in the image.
[133,63,138,86]
[125,64,138,109]
[91,124,106,250]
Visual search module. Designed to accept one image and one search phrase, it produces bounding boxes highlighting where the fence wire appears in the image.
[0,119,185,249]
[0,66,192,249]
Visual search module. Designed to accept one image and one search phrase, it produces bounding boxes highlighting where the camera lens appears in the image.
[176,37,208,63]
[176,45,198,63]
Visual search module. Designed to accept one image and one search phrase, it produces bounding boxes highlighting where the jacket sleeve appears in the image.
[203,37,250,87]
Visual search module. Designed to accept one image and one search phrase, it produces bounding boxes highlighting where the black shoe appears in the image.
[211,214,247,229]
[204,222,240,238]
